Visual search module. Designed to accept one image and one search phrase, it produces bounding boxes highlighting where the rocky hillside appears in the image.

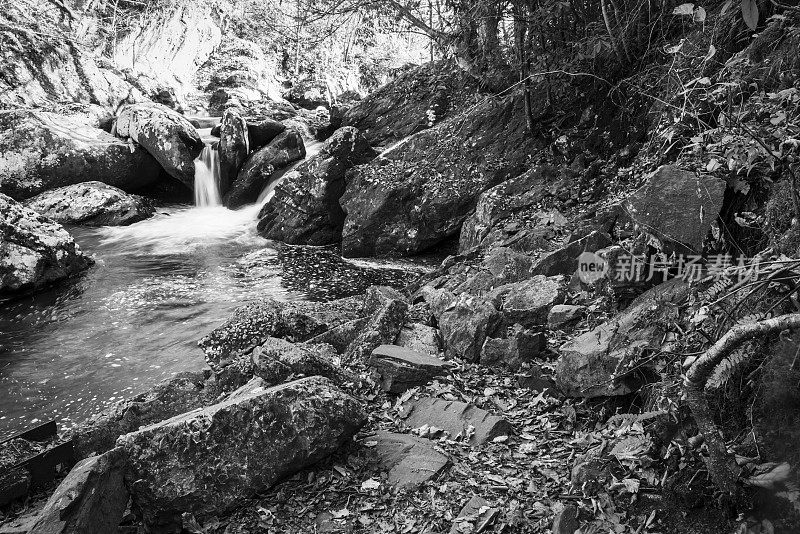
[2,1,800,533]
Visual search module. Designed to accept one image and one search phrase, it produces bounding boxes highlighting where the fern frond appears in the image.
[705,347,752,392]
[700,277,735,303]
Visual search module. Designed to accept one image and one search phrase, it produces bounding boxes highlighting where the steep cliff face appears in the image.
[0,0,229,112]
[0,0,146,110]
[112,0,229,103]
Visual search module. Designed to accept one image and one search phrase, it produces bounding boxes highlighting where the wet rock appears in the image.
[218,109,249,196]
[396,323,441,355]
[368,345,451,393]
[548,304,585,328]
[481,325,544,370]
[252,337,353,385]
[257,127,375,245]
[29,448,128,534]
[552,504,580,534]
[70,371,209,459]
[399,396,511,446]
[531,231,612,277]
[247,117,287,151]
[0,110,159,200]
[340,92,537,257]
[24,182,154,226]
[119,376,367,529]
[556,279,689,397]
[199,297,362,372]
[344,289,408,361]
[437,294,501,362]
[0,194,93,296]
[224,129,305,209]
[489,275,563,327]
[370,431,449,488]
[115,102,204,188]
[624,165,726,253]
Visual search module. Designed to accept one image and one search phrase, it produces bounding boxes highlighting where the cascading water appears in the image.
[0,127,429,440]
[194,145,222,207]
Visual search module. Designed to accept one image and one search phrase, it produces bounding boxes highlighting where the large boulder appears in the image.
[343,60,478,146]
[0,110,160,200]
[119,376,367,529]
[29,448,129,534]
[217,109,249,196]
[24,182,154,226]
[341,93,539,257]
[624,165,726,253]
[555,279,689,397]
[224,129,306,209]
[115,103,204,188]
[0,194,93,296]
[257,127,376,245]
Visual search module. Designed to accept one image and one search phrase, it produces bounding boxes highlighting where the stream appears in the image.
[0,136,425,440]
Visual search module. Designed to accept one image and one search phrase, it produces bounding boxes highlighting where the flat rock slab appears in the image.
[399,396,511,446]
[118,376,366,529]
[370,431,449,488]
[368,345,451,393]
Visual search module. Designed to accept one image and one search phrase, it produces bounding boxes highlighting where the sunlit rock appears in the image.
[115,102,204,188]
[0,110,159,200]
[0,194,93,296]
[25,182,154,226]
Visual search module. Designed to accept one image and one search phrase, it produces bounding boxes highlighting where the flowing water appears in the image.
[0,135,421,440]
[194,146,223,207]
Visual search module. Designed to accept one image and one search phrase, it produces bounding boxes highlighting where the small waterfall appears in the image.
[194,145,222,207]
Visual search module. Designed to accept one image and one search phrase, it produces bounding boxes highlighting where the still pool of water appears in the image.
[0,205,423,439]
